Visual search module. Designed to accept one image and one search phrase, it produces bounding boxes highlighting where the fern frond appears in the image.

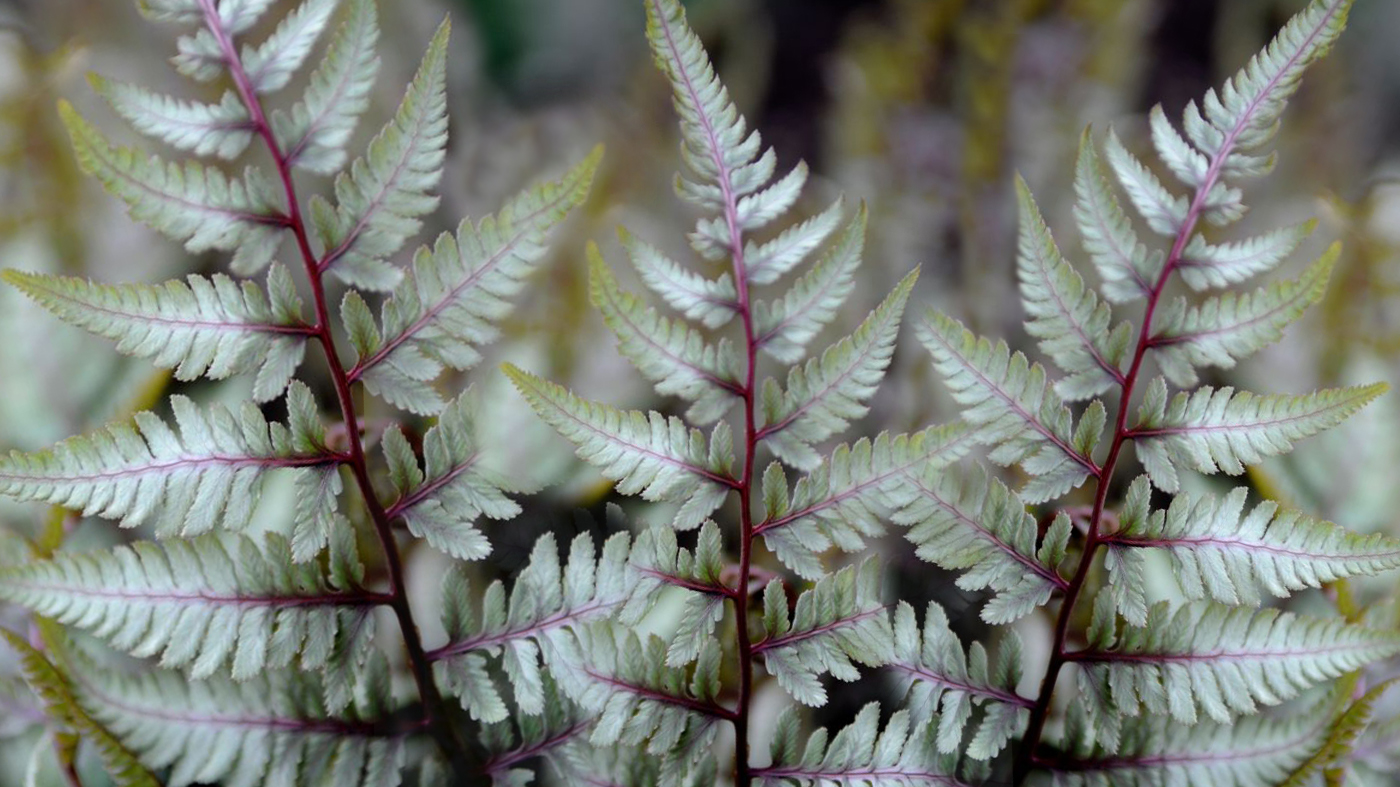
[1050,706,1326,787]
[1279,678,1395,787]
[1104,477,1400,612]
[1130,378,1386,492]
[591,245,742,425]
[1075,600,1400,726]
[1180,0,1353,177]
[214,0,279,34]
[1103,129,1188,237]
[550,740,719,787]
[1073,129,1161,304]
[0,628,160,787]
[274,0,380,175]
[348,149,600,414]
[477,677,591,786]
[897,463,1071,624]
[313,17,448,289]
[92,75,251,160]
[137,0,203,24]
[430,531,632,722]
[382,389,519,560]
[551,622,727,773]
[745,198,845,287]
[1015,176,1131,400]
[620,227,738,329]
[1150,246,1336,387]
[77,652,407,787]
[240,0,337,95]
[0,383,340,538]
[759,270,918,470]
[627,522,729,667]
[756,560,894,707]
[758,703,969,787]
[60,102,285,275]
[0,532,378,680]
[753,205,864,364]
[4,264,310,402]
[889,601,1030,759]
[757,423,974,579]
[916,310,1101,503]
[1176,220,1316,291]
[503,365,735,529]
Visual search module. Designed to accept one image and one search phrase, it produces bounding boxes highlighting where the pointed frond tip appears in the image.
[347,147,600,414]
[1105,477,1400,612]
[430,529,633,723]
[4,265,310,402]
[0,532,380,681]
[890,601,1030,760]
[1130,379,1386,492]
[0,382,340,538]
[502,363,735,529]
[758,703,971,787]
[916,309,1101,503]
[312,15,449,290]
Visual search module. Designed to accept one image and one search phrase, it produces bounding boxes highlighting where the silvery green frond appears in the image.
[239,0,337,95]
[550,622,725,774]
[431,531,632,723]
[503,366,734,529]
[1104,476,1400,610]
[759,270,918,471]
[746,198,845,287]
[754,207,866,365]
[1176,220,1316,291]
[3,264,309,402]
[619,227,738,329]
[1130,378,1386,492]
[591,245,742,425]
[1073,129,1161,304]
[757,423,974,579]
[1015,176,1131,400]
[60,102,286,275]
[1180,0,1353,178]
[1049,706,1325,787]
[889,601,1030,759]
[382,390,520,561]
[1151,246,1336,387]
[1103,129,1187,237]
[896,463,1070,624]
[274,0,380,175]
[216,0,279,34]
[644,0,772,217]
[0,628,160,787]
[0,383,339,538]
[756,560,894,707]
[1076,600,1400,727]
[551,740,718,787]
[0,532,377,681]
[758,703,969,787]
[477,677,591,786]
[626,522,729,667]
[91,75,251,160]
[313,17,449,289]
[348,150,600,414]
[916,310,1101,503]
[77,652,407,787]
[173,28,226,83]
[137,0,201,23]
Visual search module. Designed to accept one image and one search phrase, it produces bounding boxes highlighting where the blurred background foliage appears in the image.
[1,0,1400,782]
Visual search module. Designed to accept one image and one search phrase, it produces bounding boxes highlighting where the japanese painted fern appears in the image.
[1,0,1396,786]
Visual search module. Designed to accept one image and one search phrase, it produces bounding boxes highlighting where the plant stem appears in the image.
[1013,141,1245,787]
[198,0,467,774]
